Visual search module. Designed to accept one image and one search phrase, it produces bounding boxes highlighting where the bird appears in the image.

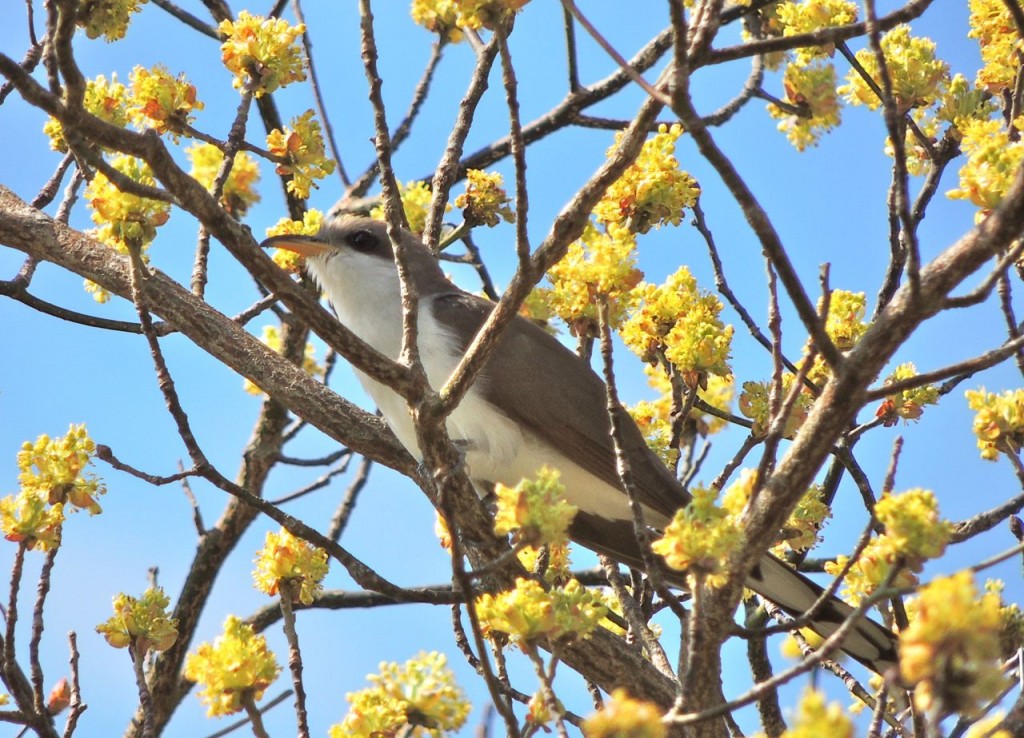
[262,215,900,674]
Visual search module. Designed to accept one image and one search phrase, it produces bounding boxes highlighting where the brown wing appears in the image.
[430,291,902,675]
[430,291,690,520]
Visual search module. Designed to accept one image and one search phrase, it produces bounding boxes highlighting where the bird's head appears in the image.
[261,216,451,305]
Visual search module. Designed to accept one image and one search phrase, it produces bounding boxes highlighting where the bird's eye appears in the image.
[347,228,378,252]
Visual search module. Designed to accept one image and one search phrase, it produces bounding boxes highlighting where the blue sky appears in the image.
[2,1,1023,736]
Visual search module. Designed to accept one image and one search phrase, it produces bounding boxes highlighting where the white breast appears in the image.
[352,307,645,523]
[311,251,524,479]
[354,303,528,483]
[310,249,642,522]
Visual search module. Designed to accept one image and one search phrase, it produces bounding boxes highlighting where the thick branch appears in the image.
[0,186,413,474]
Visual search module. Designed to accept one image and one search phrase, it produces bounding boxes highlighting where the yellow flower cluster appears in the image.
[822,289,868,351]
[629,371,734,467]
[948,118,1024,217]
[825,488,952,603]
[777,484,831,553]
[265,209,325,272]
[475,577,607,644]
[332,688,407,737]
[184,616,280,717]
[738,376,815,438]
[0,491,64,551]
[218,11,307,96]
[128,65,202,141]
[628,399,679,468]
[545,222,641,337]
[86,155,171,252]
[76,0,148,41]
[243,325,324,396]
[95,587,178,655]
[754,0,855,149]
[840,25,949,114]
[876,362,939,426]
[777,0,857,62]
[965,387,1024,460]
[252,528,329,606]
[889,73,992,177]
[594,124,700,234]
[370,180,444,235]
[15,424,105,515]
[44,74,131,152]
[330,652,470,737]
[769,61,841,151]
[763,689,853,738]
[876,488,953,560]
[719,467,759,518]
[791,289,870,386]
[410,0,463,42]
[900,572,1006,716]
[454,169,515,227]
[186,143,261,217]
[493,467,578,548]
[266,110,336,199]
[986,579,1024,660]
[583,689,666,738]
[938,74,995,126]
[651,486,744,588]
[968,0,1023,93]
[621,267,734,384]
[518,287,555,329]
[525,689,563,728]
[410,0,531,43]
[434,510,452,549]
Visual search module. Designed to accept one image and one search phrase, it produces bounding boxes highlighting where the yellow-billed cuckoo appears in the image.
[263,216,899,674]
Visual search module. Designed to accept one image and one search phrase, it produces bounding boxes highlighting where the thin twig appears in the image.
[293,0,349,187]
[346,40,446,198]
[496,25,530,265]
[326,457,373,542]
[599,555,675,677]
[0,281,168,335]
[62,632,85,738]
[691,196,809,384]
[29,547,59,715]
[421,35,501,251]
[436,500,522,737]
[129,646,154,738]
[560,0,672,105]
[149,0,219,38]
[863,331,1024,401]
[240,692,271,738]
[278,591,309,738]
[267,458,352,505]
[562,3,580,92]
[706,0,935,66]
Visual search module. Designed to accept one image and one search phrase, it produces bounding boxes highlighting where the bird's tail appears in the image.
[748,554,900,674]
[570,512,900,675]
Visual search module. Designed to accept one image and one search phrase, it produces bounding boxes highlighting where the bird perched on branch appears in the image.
[264,216,899,674]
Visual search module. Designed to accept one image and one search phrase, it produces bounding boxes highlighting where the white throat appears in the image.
[306,250,525,477]
[307,249,406,359]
